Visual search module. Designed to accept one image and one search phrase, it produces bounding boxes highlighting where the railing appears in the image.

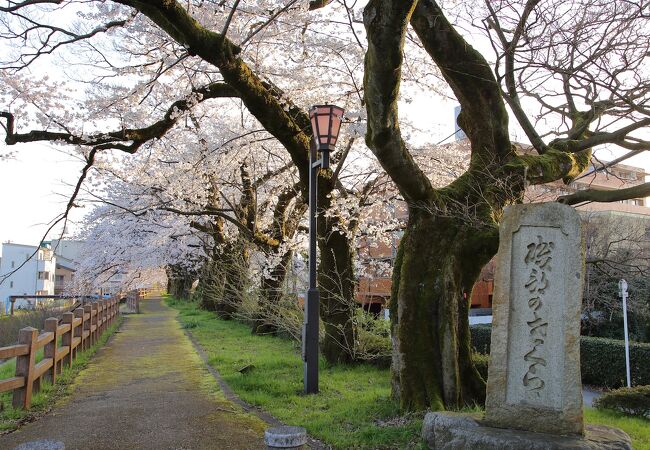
[0,297,119,409]
[125,290,142,314]
[125,288,165,313]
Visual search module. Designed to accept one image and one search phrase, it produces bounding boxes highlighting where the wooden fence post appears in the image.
[62,312,74,368]
[102,299,107,333]
[13,327,38,409]
[91,302,99,345]
[44,317,59,385]
[83,304,92,350]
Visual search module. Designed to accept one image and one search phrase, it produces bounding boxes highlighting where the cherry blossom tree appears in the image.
[362,0,649,410]
[0,0,375,363]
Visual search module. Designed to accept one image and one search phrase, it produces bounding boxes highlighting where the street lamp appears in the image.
[303,104,344,394]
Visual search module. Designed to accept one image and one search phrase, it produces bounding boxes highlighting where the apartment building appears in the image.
[0,243,57,313]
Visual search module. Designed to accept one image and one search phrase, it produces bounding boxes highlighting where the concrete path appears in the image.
[583,387,603,407]
[0,298,266,450]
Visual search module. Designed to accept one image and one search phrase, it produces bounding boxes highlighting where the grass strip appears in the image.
[167,297,425,449]
[0,316,123,433]
[168,297,650,450]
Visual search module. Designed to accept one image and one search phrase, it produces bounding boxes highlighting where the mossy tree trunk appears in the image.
[253,251,293,335]
[166,263,195,300]
[318,188,356,363]
[215,240,249,320]
[390,209,499,409]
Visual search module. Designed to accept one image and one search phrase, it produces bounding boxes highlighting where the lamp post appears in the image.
[303,104,344,394]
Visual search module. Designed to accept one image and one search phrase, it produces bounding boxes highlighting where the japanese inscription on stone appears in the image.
[505,227,565,407]
[486,203,585,436]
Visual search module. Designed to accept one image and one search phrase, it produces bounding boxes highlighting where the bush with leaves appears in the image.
[594,385,650,417]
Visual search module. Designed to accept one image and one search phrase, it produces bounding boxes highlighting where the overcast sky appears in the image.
[0,142,87,252]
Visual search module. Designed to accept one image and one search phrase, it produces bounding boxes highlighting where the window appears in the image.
[37,271,50,280]
[55,275,64,282]
[10,281,13,288]
[11,261,15,268]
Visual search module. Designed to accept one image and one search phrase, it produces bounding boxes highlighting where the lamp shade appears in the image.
[309,105,344,151]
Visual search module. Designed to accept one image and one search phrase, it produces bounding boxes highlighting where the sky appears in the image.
[0,142,87,253]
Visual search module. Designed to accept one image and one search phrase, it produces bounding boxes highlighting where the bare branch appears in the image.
[558,181,650,205]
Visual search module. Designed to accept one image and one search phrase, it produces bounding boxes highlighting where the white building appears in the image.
[0,243,57,314]
[50,239,84,262]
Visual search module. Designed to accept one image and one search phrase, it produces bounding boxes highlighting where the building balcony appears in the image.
[36,279,54,294]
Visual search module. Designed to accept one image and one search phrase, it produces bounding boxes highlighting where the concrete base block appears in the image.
[422,412,632,450]
[265,426,307,449]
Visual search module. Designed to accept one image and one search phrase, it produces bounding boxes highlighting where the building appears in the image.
[355,142,649,318]
[0,243,57,314]
[54,255,76,295]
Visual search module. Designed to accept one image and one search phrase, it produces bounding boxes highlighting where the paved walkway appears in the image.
[0,298,266,450]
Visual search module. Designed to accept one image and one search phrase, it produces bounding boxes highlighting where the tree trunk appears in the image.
[318,211,356,364]
[390,208,498,410]
[166,264,194,300]
[197,259,223,311]
[215,241,249,320]
[253,251,293,335]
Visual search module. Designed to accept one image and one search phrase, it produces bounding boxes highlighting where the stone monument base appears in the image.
[422,412,632,450]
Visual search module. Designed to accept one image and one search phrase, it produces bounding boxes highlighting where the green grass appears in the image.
[585,407,650,450]
[166,296,425,449]
[0,317,123,433]
[167,296,650,449]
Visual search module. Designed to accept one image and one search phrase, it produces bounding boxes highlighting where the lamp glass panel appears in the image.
[317,112,330,145]
[310,115,319,140]
[329,114,342,145]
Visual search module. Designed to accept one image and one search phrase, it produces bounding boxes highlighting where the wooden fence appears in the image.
[125,288,165,313]
[0,297,119,409]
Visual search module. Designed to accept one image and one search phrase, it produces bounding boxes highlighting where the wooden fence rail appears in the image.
[0,297,119,409]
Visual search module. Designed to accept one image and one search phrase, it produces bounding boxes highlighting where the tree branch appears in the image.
[362,0,434,203]
[2,82,239,151]
[558,182,650,206]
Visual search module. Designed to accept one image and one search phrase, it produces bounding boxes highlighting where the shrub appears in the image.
[581,336,650,388]
[594,385,650,417]
[470,325,492,354]
[0,304,73,347]
[472,352,489,381]
[470,325,650,388]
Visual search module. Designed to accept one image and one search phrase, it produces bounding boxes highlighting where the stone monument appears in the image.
[421,203,632,450]
[485,202,584,435]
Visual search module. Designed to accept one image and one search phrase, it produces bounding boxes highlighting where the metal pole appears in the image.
[619,279,631,388]
[303,140,320,394]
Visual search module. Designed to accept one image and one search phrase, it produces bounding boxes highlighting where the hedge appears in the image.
[470,325,650,388]
[593,385,650,417]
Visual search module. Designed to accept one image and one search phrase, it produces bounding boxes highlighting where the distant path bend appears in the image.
[0,297,265,450]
